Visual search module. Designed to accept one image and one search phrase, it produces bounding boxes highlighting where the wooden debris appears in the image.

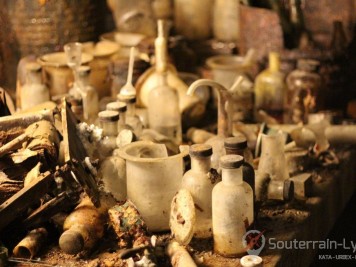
[166,241,197,267]
[0,171,53,232]
[0,171,22,204]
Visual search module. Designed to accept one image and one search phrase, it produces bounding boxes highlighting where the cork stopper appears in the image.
[98,110,119,122]
[220,154,244,169]
[224,136,248,150]
[106,101,127,113]
[189,144,212,157]
[59,229,84,255]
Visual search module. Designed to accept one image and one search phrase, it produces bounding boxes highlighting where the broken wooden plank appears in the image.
[61,99,100,207]
[0,171,53,232]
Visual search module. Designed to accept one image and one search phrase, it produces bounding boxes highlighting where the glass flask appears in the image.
[148,72,182,144]
[254,52,286,123]
[76,66,99,124]
[286,59,322,124]
[20,63,50,110]
[181,144,214,238]
[98,110,119,157]
[212,155,253,257]
[117,94,143,137]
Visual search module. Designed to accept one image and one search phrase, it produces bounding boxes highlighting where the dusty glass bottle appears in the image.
[117,94,143,137]
[20,62,50,110]
[148,72,182,144]
[106,101,133,133]
[213,0,240,42]
[98,110,119,157]
[212,155,253,257]
[224,136,255,226]
[254,52,286,123]
[181,144,214,238]
[286,59,321,124]
[76,66,99,124]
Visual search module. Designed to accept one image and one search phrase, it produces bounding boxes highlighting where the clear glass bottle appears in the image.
[254,52,286,123]
[212,155,253,257]
[286,59,322,124]
[106,101,133,133]
[98,110,119,157]
[224,136,255,227]
[181,144,214,238]
[20,62,50,110]
[117,94,143,137]
[148,72,182,144]
[76,66,99,124]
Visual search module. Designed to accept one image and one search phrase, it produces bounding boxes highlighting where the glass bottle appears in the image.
[258,133,290,182]
[213,0,240,42]
[181,144,214,238]
[212,155,253,257]
[174,0,213,40]
[106,101,133,133]
[254,52,286,123]
[117,94,143,137]
[76,66,99,124]
[148,72,182,144]
[98,110,119,157]
[224,136,255,227]
[20,63,50,110]
[286,59,322,124]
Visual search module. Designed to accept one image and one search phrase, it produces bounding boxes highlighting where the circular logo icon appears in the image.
[242,230,266,255]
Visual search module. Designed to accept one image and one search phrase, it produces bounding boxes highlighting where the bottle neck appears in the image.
[118,112,126,127]
[269,53,280,72]
[100,120,118,137]
[221,167,243,185]
[155,36,168,73]
[77,75,90,89]
[191,156,211,174]
[225,148,244,157]
[126,102,135,117]
[26,71,42,85]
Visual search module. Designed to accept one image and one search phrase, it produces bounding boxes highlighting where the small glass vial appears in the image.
[106,101,133,133]
[212,155,253,257]
[98,110,119,157]
[148,72,182,144]
[117,94,143,137]
[20,62,50,110]
[181,144,214,238]
[224,136,255,226]
[254,52,286,123]
[77,66,99,124]
[286,59,322,124]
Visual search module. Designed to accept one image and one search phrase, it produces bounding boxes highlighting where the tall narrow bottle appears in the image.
[212,155,253,257]
[224,136,255,227]
[77,66,99,124]
[117,94,143,137]
[148,21,182,144]
[254,52,286,123]
[20,63,50,110]
[106,101,133,133]
[181,144,214,238]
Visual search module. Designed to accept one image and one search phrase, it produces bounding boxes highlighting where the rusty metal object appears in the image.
[108,201,150,249]
[239,5,284,61]
[13,228,48,258]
